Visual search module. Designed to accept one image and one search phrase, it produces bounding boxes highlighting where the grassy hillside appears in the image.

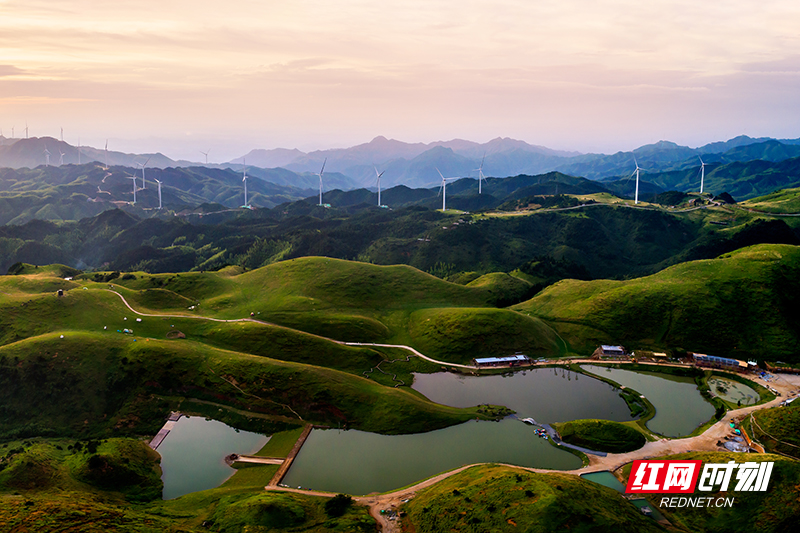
[93,257,561,361]
[620,452,800,533]
[552,419,646,453]
[747,399,800,459]
[741,187,800,214]
[0,331,488,440]
[514,244,800,360]
[401,464,663,533]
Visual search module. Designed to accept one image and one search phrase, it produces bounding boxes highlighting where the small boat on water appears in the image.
[521,417,536,425]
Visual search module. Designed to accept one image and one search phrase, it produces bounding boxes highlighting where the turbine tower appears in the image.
[200,149,210,164]
[136,156,152,189]
[104,140,109,169]
[630,157,641,204]
[437,168,457,211]
[44,146,50,166]
[127,175,138,204]
[242,159,249,207]
[24,123,28,139]
[318,158,327,206]
[154,178,163,209]
[60,127,63,142]
[475,153,486,194]
[374,166,385,207]
[698,156,706,194]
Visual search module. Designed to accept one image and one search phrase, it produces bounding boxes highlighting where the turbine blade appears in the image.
[436,167,445,180]
[320,158,326,175]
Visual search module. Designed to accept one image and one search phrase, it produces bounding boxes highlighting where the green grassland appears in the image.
[0,331,490,440]
[741,187,800,214]
[401,464,664,533]
[514,244,800,360]
[748,399,800,459]
[618,452,800,533]
[552,419,647,453]
[75,256,566,361]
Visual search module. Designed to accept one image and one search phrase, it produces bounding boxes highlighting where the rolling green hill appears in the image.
[741,187,800,214]
[401,464,663,533]
[513,244,800,360]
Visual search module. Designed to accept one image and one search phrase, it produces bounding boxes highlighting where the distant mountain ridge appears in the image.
[2,134,800,195]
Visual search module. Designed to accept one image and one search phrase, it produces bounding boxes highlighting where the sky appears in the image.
[1,0,799,162]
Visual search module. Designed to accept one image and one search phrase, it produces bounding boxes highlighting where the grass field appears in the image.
[747,399,800,459]
[552,419,647,453]
[741,187,800,214]
[514,244,800,360]
[401,464,663,533]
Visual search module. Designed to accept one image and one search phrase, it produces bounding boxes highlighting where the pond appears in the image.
[411,367,635,423]
[580,365,715,437]
[281,418,582,495]
[707,376,758,406]
[581,471,627,493]
[157,416,269,499]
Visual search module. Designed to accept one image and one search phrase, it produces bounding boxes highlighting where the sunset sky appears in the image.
[1,0,799,162]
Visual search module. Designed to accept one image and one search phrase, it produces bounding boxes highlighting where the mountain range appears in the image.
[3,134,800,192]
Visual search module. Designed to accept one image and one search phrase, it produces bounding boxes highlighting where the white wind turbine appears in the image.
[437,168,458,211]
[60,127,63,142]
[58,148,65,165]
[475,153,486,194]
[136,156,152,189]
[200,149,210,164]
[318,158,327,206]
[127,174,138,204]
[374,166,386,207]
[630,156,642,204]
[242,159,249,207]
[104,140,109,169]
[154,178,163,209]
[698,156,706,194]
[44,146,50,166]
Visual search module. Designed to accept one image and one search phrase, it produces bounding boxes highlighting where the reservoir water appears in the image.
[281,418,582,495]
[157,416,269,499]
[707,376,758,406]
[411,367,634,423]
[580,365,715,437]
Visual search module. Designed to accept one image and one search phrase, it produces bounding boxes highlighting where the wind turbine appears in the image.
[24,122,28,139]
[474,153,486,194]
[242,159,249,207]
[44,146,50,166]
[104,140,109,170]
[318,158,326,206]
[154,178,163,209]
[59,149,65,165]
[437,168,457,211]
[200,149,210,164]
[127,174,138,204]
[698,156,706,194]
[60,127,63,142]
[374,166,385,207]
[136,156,151,189]
[630,157,642,204]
